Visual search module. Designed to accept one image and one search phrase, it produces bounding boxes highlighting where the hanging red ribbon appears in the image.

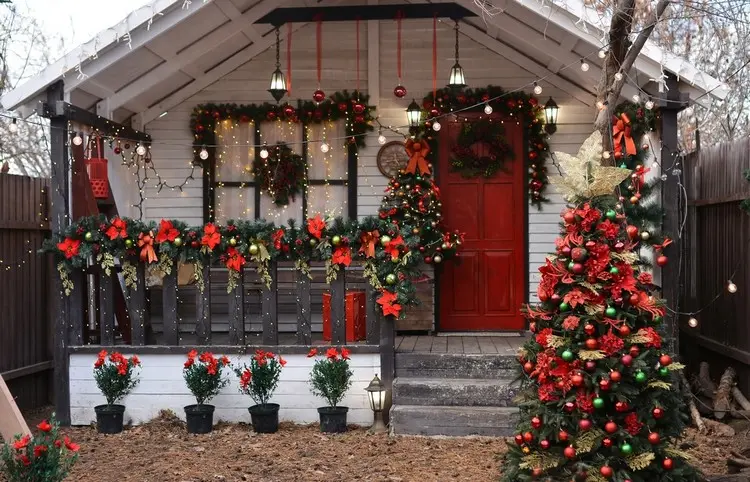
[286,22,293,96]
[432,14,437,100]
[612,113,637,157]
[396,11,403,82]
[405,139,431,175]
[356,17,361,93]
[315,14,323,86]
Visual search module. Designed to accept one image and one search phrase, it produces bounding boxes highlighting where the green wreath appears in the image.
[450,119,513,178]
[252,142,307,206]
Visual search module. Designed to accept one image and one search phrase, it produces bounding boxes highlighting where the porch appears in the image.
[395,334,527,354]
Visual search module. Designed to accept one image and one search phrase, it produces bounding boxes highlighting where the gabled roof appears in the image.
[2,0,727,123]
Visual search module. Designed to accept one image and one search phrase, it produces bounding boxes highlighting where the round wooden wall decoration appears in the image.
[376,141,409,178]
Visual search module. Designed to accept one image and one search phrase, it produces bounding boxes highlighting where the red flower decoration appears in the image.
[201,223,221,250]
[562,315,580,330]
[332,246,352,267]
[156,219,180,243]
[64,436,80,452]
[625,412,644,435]
[279,356,287,367]
[57,238,81,259]
[383,235,405,261]
[271,228,285,250]
[307,215,325,240]
[105,216,128,240]
[13,434,30,450]
[225,247,246,272]
[642,327,662,348]
[33,445,47,457]
[307,348,318,358]
[638,272,653,285]
[341,348,351,360]
[377,289,402,317]
[598,330,625,356]
[535,328,553,347]
[597,220,620,240]
[37,420,52,432]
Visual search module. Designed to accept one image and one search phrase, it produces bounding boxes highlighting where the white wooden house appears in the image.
[2,0,727,434]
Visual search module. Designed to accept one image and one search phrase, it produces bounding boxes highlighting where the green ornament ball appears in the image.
[659,367,670,377]
[125,239,134,249]
[559,302,570,312]
[84,231,94,242]
[568,261,575,271]
[635,371,647,383]
[609,266,619,275]
[561,350,574,362]
[593,397,605,409]
[385,273,397,285]
[619,163,628,169]
[173,237,183,247]
[620,443,633,455]
[653,315,663,325]
[606,209,617,220]
[332,235,341,246]
[605,306,617,317]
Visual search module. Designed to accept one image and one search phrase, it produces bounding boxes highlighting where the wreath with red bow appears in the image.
[252,142,307,206]
[450,119,513,178]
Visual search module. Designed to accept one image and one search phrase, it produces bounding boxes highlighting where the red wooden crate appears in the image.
[322,291,366,342]
[86,157,109,199]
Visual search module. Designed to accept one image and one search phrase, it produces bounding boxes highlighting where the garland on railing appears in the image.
[41,214,451,319]
[419,86,551,207]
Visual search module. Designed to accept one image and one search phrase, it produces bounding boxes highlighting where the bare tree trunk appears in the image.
[715,367,737,420]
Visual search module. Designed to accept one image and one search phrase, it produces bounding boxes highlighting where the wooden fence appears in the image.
[680,138,750,388]
[0,174,52,410]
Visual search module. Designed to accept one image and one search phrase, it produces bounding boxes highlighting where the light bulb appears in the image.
[728,281,738,293]
[378,133,387,145]
[260,147,269,159]
[645,100,655,110]
[652,161,659,169]
[580,60,590,72]
[685,106,694,117]
[484,103,493,115]
[533,83,543,95]
[602,151,611,159]
[614,72,623,81]
[199,147,209,160]
[8,118,18,133]
[688,317,698,328]
[596,101,605,110]
[598,49,607,59]
[632,94,641,103]
[432,121,441,132]
[136,145,147,156]
[320,142,330,153]
[72,133,83,146]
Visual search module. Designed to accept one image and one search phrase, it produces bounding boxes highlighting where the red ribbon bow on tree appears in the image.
[653,238,672,252]
[404,139,431,175]
[359,230,379,258]
[612,113,637,158]
[138,231,158,263]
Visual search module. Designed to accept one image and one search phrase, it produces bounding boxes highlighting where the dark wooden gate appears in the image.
[0,174,52,409]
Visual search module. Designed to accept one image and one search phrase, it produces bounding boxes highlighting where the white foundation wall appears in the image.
[69,353,381,426]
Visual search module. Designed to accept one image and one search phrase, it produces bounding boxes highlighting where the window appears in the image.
[209,120,355,224]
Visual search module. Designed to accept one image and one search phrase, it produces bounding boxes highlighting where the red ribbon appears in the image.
[138,231,157,264]
[359,230,379,258]
[315,14,323,85]
[286,22,293,96]
[396,11,404,81]
[613,113,637,157]
[405,139,431,175]
[356,17,360,93]
[432,14,437,100]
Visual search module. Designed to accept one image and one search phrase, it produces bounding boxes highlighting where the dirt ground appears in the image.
[3,410,750,482]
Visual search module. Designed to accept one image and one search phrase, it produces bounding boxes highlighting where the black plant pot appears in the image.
[184,404,215,434]
[95,404,125,434]
[248,403,280,433]
[318,406,348,433]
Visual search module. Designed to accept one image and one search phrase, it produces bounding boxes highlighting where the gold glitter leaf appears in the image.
[626,452,655,470]
[578,350,606,360]
[666,362,686,371]
[648,380,672,390]
[664,447,693,460]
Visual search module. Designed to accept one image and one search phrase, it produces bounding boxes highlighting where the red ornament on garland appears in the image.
[313,89,326,103]
[659,354,672,366]
[266,111,277,121]
[585,338,599,350]
[578,419,592,431]
[615,401,629,412]
[564,446,576,459]
[602,437,613,448]
[619,325,631,337]
[621,354,633,366]
[648,432,661,445]
[656,255,669,266]
[563,211,577,224]
[394,85,407,98]
[663,458,674,470]
[653,407,664,419]
[113,146,121,155]
[539,439,550,450]
[558,430,569,441]
[564,402,576,413]
[584,323,596,335]
[523,361,534,373]
[585,360,597,372]
[630,345,641,357]
[599,378,611,391]
[610,370,622,383]
[600,466,613,479]
[604,421,618,434]
[531,416,542,429]
[626,225,639,239]
[353,102,366,115]
[523,431,534,443]
[571,373,584,387]
[283,104,296,117]
[514,434,524,445]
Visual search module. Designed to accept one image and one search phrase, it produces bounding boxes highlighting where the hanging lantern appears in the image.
[544,97,559,135]
[447,20,466,89]
[406,99,422,128]
[268,28,287,103]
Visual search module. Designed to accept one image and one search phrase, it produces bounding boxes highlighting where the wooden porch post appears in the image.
[380,314,396,424]
[659,73,687,355]
[47,80,73,425]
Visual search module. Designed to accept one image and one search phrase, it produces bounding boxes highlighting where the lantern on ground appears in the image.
[544,97,559,135]
[365,374,387,433]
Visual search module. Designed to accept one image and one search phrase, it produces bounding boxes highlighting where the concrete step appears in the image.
[395,352,517,379]
[392,377,519,407]
[390,405,519,437]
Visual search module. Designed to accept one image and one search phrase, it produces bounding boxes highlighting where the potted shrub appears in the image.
[183,350,231,434]
[235,350,286,433]
[308,347,353,433]
[93,350,141,434]
[1,416,80,482]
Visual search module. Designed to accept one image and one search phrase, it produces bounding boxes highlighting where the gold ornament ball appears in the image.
[630,195,639,204]
[249,244,259,256]
[125,239,134,248]
[385,273,397,285]
[332,235,341,246]
[173,237,183,247]
[309,238,318,247]
[84,232,94,242]
[229,237,237,246]
[640,231,650,241]
[412,227,420,235]
[396,190,405,197]
[433,254,443,264]
[441,242,448,250]
[380,235,392,246]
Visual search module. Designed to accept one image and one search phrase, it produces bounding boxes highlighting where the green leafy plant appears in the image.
[235,350,286,406]
[183,350,231,405]
[93,350,141,405]
[308,348,353,407]
[1,416,79,482]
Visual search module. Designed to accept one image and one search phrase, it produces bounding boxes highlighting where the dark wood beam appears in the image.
[256,3,477,25]
[38,101,151,143]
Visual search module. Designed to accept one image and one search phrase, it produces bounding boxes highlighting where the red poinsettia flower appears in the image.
[37,420,52,432]
[576,389,594,413]
[105,216,128,240]
[642,327,662,348]
[341,348,351,360]
[271,228,285,250]
[597,220,620,240]
[576,203,602,232]
[376,289,402,317]
[307,348,318,358]
[307,215,326,240]
[535,328,553,347]
[184,358,194,369]
[57,238,81,259]
[63,436,80,452]
[326,348,339,359]
[563,289,589,309]
[383,235,405,261]
[637,272,653,285]
[13,434,30,451]
[201,223,221,250]
[332,246,352,267]
[625,412,644,435]
[562,315,580,330]
[187,349,198,359]
[635,291,665,319]
[598,330,625,356]
[225,247,246,272]
[156,219,180,243]
[130,355,140,366]
[538,382,558,402]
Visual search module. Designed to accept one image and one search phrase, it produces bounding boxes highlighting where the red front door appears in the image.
[438,116,526,331]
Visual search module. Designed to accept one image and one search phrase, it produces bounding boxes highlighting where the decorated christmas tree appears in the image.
[500,132,699,482]
[377,138,463,265]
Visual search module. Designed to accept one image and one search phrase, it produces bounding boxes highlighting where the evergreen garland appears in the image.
[450,118,513,178]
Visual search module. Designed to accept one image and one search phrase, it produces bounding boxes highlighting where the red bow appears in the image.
[612,113,637,157]
[404,139,431,175]
[653,238,673,252]
[138,231,158,263]
[359,230,379,258]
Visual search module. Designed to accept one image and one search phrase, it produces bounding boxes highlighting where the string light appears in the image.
[8,118,18,133]
[602,151,611,159]
[632,94,641,103]
[533,82,543,95]
[377,131,387,145]
[199,146,209,160]
[688,317,699,328]
[72,132,83,146]
[727,280,738,293]
[320,142,330,153]
[685,106,695,117]
[580,59,590,72]
[260,145,269,159]
[614,72,623,81]
[598,49,607,59]
[483,103,493,115]
[645,99,655,110]
[432,120,441,131]
[136,145,147,156]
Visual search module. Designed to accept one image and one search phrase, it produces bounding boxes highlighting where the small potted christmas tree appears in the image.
[308,347,353,433]
[183,350,231,434]
[93,350,141,434]
[235,350,286,433]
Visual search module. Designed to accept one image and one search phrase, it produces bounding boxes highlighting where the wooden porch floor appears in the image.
[395,334,528,354]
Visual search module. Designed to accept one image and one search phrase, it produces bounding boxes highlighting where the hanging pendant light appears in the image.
[406,99,422,128]
[268,27,288,103]
[447,20,466,90]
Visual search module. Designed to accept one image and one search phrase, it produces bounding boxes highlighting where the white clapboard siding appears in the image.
[69,353,380,426]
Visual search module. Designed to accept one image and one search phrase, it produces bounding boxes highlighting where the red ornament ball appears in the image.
[578,419,592,431]
[531,416,542,429]
[619,325,631,337]
[659,354,672,367]
[663,458,674,470]
[523,431,534,443]
[337,102,348,112]
[266,111,277,121]
[615,401,630,412]
[523,362,534,374]
[656,255,668,266]
[563,211,576,224]
[283,104,296,117]
[529,151,539,160]
[629,294,640,305]
[550,293,562,304]
[600,466,613,479]
[599,378,611,391]
[113,147,121,155]
[540,439,550,450]
[564,446,576,459]
[653,407,664,419]
[571,374,584,387]
[584,324,596,335]
[559,430,569,441]
[629,345,640,357]
[571,247,588,262]
[564,402,576,413]
[313,89,326,103]
[531,468,543,478]
[648,432,661,445]
[585,338,599,350]
[514,434,524,445]
[602,437,613,448]
[610,370,622,383]
[429,107,440,118]
[585,361,597,372]
[572,263,585,274]
[424,256,432,264]
[604,421,618,434]
[353,102,366,115]
[621,354,633,367]
[626,225,639,239]
[393,85,407,98]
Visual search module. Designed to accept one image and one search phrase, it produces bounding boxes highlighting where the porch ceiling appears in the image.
[1,0,728,123]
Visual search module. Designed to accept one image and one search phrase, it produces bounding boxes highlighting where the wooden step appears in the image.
[392,377,519,407]
[390,405,519,437]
